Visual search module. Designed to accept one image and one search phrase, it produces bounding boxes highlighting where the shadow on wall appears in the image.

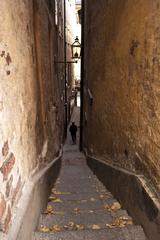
[86,154,160,240]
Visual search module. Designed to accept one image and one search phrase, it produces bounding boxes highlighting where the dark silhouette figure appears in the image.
[69,122,78,144]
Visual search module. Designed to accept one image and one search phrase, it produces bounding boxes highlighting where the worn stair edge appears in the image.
[38,210,113,227]
[86,152,159,240]
[38,209,130,225]
[33,225,146,240]
[45,200,124,212]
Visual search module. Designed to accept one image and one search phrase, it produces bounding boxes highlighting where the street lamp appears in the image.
[71,36,81,59]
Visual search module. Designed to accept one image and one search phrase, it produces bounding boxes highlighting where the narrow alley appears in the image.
[1,1,160,240]
[34,108,146,240]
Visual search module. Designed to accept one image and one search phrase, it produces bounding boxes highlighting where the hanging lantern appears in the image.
[71,36,81,59]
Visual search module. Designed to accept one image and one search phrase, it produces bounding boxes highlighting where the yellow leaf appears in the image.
[50,224,61,232]
[39,225,50,233]
[52,191,71,195]
[104,202,121,212]
[68,222,75,227]
[44,205,54,214]
[64,222,85,231]
[49,196,57,201]
[106,224,115,229]
[63,225,70,230]
[106,217,133,228]
[76,224,85,230]
[92,224,101,230]
[111,202,121,211]
[64,222,75,230]
[104,204,110,210]
[52,198,62,203]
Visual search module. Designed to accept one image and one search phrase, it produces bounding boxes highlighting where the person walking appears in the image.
[69,122,78,144]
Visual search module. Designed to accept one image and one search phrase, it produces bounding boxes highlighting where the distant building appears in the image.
[74,0,81,89]
[75,0,82,24]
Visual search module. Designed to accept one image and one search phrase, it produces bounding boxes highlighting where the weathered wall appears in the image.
[84,0,160,191]
[0,0,64,233]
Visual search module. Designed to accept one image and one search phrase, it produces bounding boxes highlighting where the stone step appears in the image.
[33,225,146,240]
[46,198,107,211]
[55,177,106,186]
[33,112,147,240]
[38,210,113,227]
[49,191,111,201]
[38,208,132,229]
[53,176,107,193]
[48,195,127,212]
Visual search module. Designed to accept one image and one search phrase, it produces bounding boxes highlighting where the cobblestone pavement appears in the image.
[33,108,146,240]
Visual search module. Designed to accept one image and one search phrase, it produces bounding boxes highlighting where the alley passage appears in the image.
[33,108,146,240]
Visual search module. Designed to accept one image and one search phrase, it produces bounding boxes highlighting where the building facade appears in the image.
[83,0,160,193]
[0,0,77,238]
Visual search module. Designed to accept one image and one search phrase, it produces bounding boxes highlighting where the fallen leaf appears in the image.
[104,204,110,210]
[68,222,75,227]
[52,191,71,195]
[44,205,54,214]
[106,217,133,228]
[63,225,69,230]
[74,208,80,214]
[111,202,121,211]
[52,198,62,203]
[39,225,50,233]
[63,222,74,230]
[106,223,115,229]
[104,202,121,212]
[64,222,85,231]
[48,196,57,201]
[76,224,84,230]
[92,224,101,230]
[50,224,61,232]
[89,210,94,213]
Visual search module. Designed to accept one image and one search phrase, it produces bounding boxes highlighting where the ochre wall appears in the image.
[84,0,160,190]
[0,0,64,232]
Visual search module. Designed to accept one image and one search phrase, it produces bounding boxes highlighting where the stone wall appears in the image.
[84,0,160,191]
[0,0,64,233]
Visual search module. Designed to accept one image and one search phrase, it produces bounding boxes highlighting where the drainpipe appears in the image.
[80,0,85,151]
[64,0,67,138]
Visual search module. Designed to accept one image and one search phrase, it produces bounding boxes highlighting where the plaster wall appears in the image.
[0,0,64,233]
[84,0,160,191]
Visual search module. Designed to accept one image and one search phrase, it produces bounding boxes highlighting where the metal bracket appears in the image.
[88,88,93,106]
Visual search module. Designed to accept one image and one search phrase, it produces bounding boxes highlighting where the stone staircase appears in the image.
[32,145,146,240]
